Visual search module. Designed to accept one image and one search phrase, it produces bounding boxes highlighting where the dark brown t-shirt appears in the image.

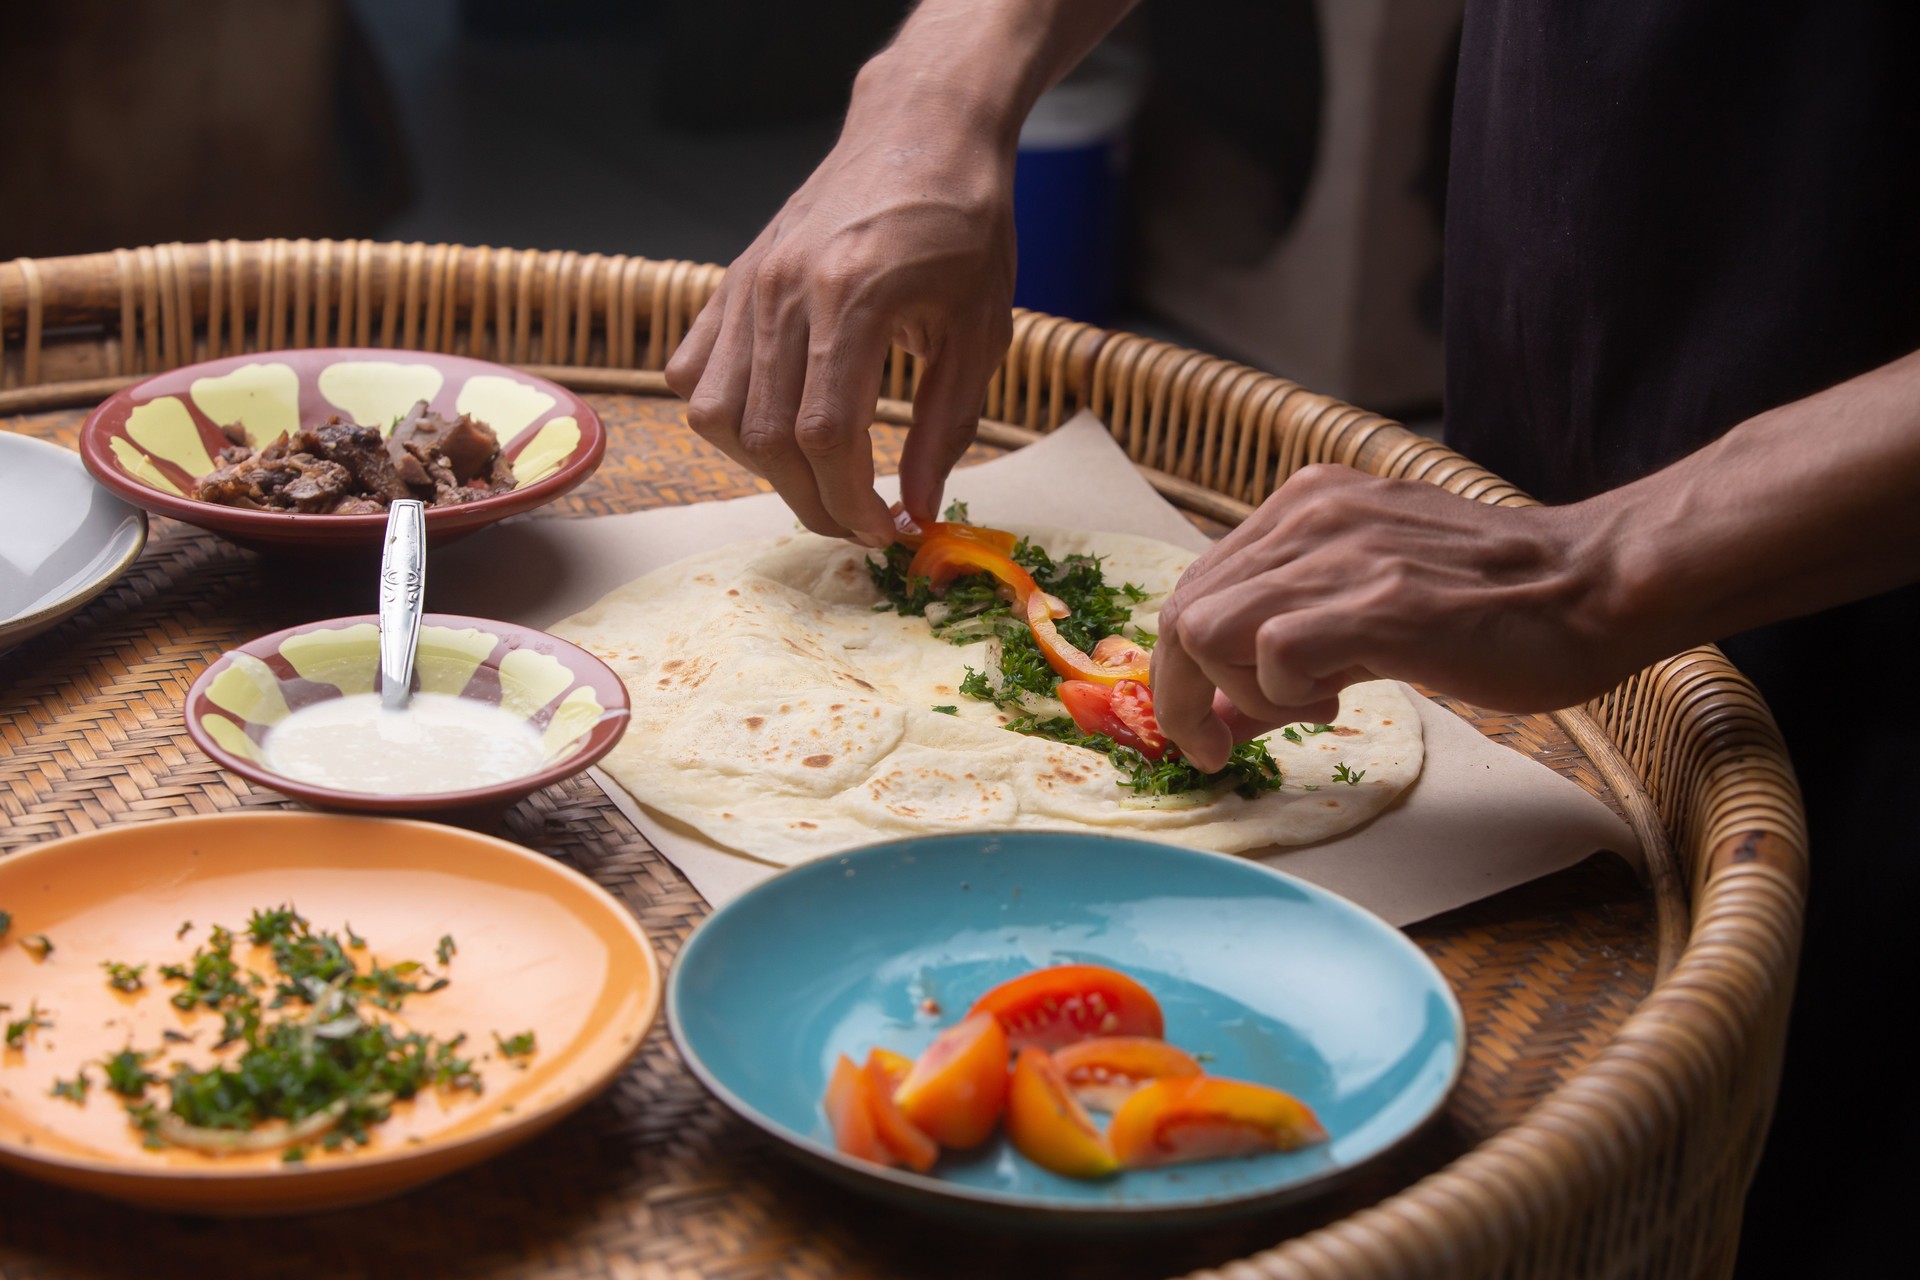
[1445,6,1920,1270]
[1443,0,1920,504]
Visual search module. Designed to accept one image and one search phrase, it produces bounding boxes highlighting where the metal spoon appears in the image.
[378,499,426,712]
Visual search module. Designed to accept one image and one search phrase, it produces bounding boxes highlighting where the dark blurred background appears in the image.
[0,0,1459,420]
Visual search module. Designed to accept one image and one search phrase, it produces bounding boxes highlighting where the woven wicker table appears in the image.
[0,242,1804,1280]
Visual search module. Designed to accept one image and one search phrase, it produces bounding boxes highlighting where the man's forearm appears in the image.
[1583,347,1920,661]
[852,0,1139,150]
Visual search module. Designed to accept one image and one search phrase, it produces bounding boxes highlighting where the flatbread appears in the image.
[552,528,1422,864]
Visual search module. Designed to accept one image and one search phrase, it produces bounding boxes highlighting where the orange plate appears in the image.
[0,812,659,1215]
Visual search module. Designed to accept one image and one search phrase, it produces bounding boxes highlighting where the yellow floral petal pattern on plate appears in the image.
[539,686,606,760]
[200,713,265,764]
[499,649,574,721]
[318,361,446,434]
[511,416,580,485]
[206,654,293,727]
[280,624,380,696]
[107,436,185,495]
[189,362,300,448]
[456,375,556,437]
[417,626,499,696]
[126,396,217,480]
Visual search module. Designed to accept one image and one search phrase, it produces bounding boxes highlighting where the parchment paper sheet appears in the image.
[436,414,1639,925]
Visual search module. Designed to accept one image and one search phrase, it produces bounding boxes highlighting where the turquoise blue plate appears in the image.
[668,832,1464,1225]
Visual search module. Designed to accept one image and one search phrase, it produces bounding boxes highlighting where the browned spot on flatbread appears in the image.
[726,588,740,596]
[693,574,716,586]
[803,754,834,768]
[743,716,765,730]
[830,704,844,712]
[1329,725,1361,736]
[790,820,818,830]
[851,678,876,691]
[1380,719,1393,726]
[781,704,792,713]
[661,659,684,672]
[933,685,952,695]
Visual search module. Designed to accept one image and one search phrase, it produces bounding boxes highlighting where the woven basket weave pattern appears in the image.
[0,241,1805,1280]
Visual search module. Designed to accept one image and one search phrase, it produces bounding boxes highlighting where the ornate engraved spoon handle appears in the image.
[378,499,426,712]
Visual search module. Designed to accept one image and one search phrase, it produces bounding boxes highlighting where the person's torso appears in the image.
[1443,0,1920,503]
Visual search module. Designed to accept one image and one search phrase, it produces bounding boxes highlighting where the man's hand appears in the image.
[1152,465,1623,771]
[665,98,1016,545]
[663,0,1137,545]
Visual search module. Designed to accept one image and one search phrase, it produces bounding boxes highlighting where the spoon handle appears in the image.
[379,500,426,711]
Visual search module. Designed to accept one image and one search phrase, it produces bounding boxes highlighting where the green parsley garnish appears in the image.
[22,934,53,962]
[941,499,971,523]
[103,1049,159,1097]
[436,935,457,966]
[0,910,10,940]
[5,1000,50,1049]
[931,705,958,715]
[50,1069,90,1105]
[1003,715,1285,800]
[131,911,481,1155]
[493,1031,537,1059]
[1332,763,1367,786]
[344,923,366,949]
[246,904,308,945]
[102,961,147,993]
[176,920,193,939]
[869,529,1285,799]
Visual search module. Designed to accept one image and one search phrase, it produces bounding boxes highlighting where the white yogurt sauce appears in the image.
[264,692,547,795]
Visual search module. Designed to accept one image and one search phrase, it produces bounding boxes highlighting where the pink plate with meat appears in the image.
[80,349,603,555]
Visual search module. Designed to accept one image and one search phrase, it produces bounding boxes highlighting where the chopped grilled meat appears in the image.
[281,460,354,512]
[394,450,434,490]
[488,451,517,491]
[313,420,412,502]
[192,408,514,513]
[385,399,436,466]
[434,415,500,482]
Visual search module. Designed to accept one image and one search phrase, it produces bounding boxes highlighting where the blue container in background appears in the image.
[1013,47,1146,326]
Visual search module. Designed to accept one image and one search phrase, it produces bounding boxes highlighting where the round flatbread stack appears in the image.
[551,528,1422,865]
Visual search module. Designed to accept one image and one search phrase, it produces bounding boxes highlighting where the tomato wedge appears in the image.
[1108,1076,1328,1169]
[969,964,1165,1051]
[1005,1047,1119,1179]
[1050,1036,1202,1112]
[1109,681,1167,756]
[894,1012,1011,1150]
[891,508,1019,555]
[1091,635,1151,669]
[1057,680,1163,757]
[1024,591,1151,686]
[824,1054,894,1166]
[907,534,1042,605]
[868,1046,914,1089]
[864,1050,939,1172]
[905,530,1154,689]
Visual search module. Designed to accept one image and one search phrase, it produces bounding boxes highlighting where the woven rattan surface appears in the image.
[0,241,1809,1280]
[0,398,1653,1280]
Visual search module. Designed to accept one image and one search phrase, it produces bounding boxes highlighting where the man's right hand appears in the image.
[665,63,1018,547]
[664,0,1138,546]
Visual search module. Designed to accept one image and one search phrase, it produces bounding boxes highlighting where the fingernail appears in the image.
[856,530,892,549]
